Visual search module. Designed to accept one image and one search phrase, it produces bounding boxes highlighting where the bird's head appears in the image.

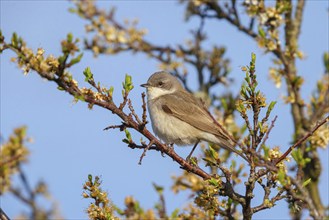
[141,71,183,100]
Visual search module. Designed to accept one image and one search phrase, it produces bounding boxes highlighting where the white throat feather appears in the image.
[146,87,175,100]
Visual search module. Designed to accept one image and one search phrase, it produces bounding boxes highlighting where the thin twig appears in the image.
[258,115,278,153]
[127,142,158,151]
[103,124,126,131]
[276,115,329,164]
[141,92,148,125]
[252,189,287,213]
[0,208,11,220]
[139,140,155,165]
[128,99,142,124]
[118,92,129,110]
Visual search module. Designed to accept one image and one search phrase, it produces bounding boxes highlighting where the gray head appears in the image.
[141,71,184,91]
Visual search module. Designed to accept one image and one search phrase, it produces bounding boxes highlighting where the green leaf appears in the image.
[170,209,180,218]
[291,149,301,162]
[202,157,216,166]
[228,198,233,206]
[83,67,93,82]
[152,183,164,194]
[69,53,83,66]
[258,122,263,132]
[245,73,251,85]
[305,158,311,163]
[122,138,130,144]
[250,53,256,73]
[262,145,270,159]
[302,178,312,187]
[67,33,73,43]
[94,176,100,184]
[220,98,228,110]
[323,52,329,73]
[277,168,286,185]
[208,145,218,159]
[258,27,266,38]
[108,86,114,98]
[240,124,247,134]
[11,32,18,47]
[251,52,256,64]
[236,102,246,114]
[88,174,93,182]
[240,84,248,99]
[74,95,85,102]
[208,178,219,187]
[124,129,132,141]
[189,157,198,166]
[58,55,66,65]
[291,149,311,167]
[268,101,277,112]
[122,74,134,92]
[68,8,77,13]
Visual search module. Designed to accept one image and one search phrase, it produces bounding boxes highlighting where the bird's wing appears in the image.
[160,91,231,145]
[159,91,249,162]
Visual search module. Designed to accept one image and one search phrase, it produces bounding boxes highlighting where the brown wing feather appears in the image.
[159,91,248,162]
[160,91,231,144]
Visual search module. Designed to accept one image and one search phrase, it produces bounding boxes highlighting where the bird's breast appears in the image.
[147,99,200,145]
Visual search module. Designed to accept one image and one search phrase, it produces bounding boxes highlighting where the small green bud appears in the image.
[83,67,93,82]
[88,174,93,182]
[258,27,266,38]
[11,32,18,47]
[251,52,256,64]
[67,33,73,43]
[69,53,83,66]
[268,101,277,111]
[152,183,164,194]
[302,178,312,187]
[122,74,134,92]
[124,129,132,141]
[108,86,114,98]
[323,52,329,73]
[208,178,219,187]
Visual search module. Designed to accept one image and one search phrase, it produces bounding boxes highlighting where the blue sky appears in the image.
[1,1,328,219]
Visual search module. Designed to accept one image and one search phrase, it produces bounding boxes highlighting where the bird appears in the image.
[141,71,247,161]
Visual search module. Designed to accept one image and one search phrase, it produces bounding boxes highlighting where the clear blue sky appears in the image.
[1,1,328,219]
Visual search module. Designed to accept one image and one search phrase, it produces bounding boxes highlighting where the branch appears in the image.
[258,115,278,153]
[252,189,287,213]
[276,115,329,164]
[0,208,11,220]
[205,1,258,39]
[1,39,213,182]
[138,140,155,165]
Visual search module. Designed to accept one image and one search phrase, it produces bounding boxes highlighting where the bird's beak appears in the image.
[140,83,150,88]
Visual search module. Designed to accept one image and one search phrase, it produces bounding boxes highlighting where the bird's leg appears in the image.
[186,141,200,162]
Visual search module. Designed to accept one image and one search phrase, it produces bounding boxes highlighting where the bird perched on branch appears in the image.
[141,71,247,161]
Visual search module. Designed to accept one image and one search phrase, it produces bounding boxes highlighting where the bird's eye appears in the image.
[158,81,163,87]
